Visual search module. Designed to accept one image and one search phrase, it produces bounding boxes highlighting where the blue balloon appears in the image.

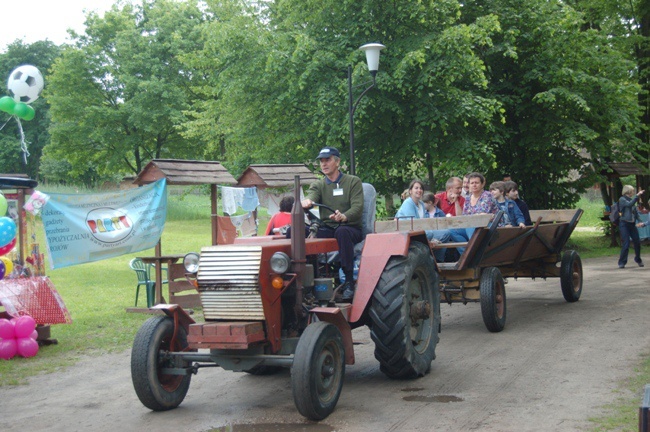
[0,217,17,248]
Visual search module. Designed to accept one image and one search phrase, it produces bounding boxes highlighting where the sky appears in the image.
[1,0,117,52]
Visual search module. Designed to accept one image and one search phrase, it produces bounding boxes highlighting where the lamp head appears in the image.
[359,43,386,74]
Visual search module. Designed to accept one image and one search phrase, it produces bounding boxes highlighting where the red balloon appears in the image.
[0,237,16,257]
[16,337,38,358]
[14,315,36,339]
[0,338,17,360]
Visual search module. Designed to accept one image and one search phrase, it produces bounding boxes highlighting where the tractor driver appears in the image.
[301,146,364,302]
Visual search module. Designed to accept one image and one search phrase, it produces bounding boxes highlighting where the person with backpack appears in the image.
[617,185,648,268]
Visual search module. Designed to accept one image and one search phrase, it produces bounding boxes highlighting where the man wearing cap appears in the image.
[301,146,364,302]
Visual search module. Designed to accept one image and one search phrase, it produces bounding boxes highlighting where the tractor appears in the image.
[131,176,441,420]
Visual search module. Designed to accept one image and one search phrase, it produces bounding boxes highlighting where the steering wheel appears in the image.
[305,202,340,237]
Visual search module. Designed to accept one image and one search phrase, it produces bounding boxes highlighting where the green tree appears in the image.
[186,0,503,194]
[568,0,650,207]
[45,0,208,184]
[0,40,61,179]
[461,0,642,209]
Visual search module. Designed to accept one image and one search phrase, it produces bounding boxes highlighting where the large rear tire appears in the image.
[560,250,582,302]
[480,267,507,333]
[292,321,345,420]
[131,316,191,411]
[370,241,441,379]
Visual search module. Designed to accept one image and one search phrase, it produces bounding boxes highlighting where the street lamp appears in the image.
[348,43,385,176]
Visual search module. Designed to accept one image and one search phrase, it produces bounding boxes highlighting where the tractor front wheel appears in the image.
[291,321,345,420]
[131,316,191,411]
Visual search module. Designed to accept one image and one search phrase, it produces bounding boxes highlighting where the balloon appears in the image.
[7,65,44,104]
[0,217,16,248]
[0,257,13,274]
[0,257,13,275]
[0,318,15,339]
[30,329,38,340]
[0,96,15,114]
[20,105,35,121]
[0,261,5,280]
[0,338,17,360]
[12,102,29,118]
[14,315,36,339]
[0,238,16,257]
[0,194,6,216]
[16,337,38,358]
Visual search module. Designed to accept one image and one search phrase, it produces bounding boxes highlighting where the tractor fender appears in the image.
[311,307,355,365]
[349,231,430,323]
[150,304,196,334]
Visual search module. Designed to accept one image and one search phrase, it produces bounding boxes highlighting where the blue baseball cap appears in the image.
[316,146,340,160]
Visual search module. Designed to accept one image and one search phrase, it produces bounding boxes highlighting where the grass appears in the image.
[0,188,646,431]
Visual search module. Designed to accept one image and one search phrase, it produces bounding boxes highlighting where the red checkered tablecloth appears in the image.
[0,276,72,325]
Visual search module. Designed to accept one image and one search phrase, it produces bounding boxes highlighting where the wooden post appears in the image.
[211,184,218,245]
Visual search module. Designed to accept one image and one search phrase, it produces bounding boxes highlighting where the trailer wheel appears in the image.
[131,316,191,411]
[480,267,506,333]
[292,321,345,420]
[560,250,582,302]
[370,241,440,379]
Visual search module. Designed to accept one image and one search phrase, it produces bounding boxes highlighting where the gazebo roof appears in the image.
[236,164,318,189]
[133,159,237,186]
[606,162,648,177]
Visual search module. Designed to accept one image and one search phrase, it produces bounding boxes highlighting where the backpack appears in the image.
[609,202,621,225]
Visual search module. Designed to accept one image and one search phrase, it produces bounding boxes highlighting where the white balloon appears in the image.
[7,65,44,104]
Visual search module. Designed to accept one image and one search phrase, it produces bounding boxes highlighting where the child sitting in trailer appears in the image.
[504,180,532,226]
[489,181,526,228]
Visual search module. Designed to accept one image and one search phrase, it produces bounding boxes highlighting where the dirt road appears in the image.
[1,255,648,432]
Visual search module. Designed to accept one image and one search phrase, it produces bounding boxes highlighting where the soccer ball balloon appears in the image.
[7,65,44,104]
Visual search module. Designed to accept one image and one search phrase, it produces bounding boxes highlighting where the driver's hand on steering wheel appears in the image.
[301,199,313,209]
[330,210,347,223]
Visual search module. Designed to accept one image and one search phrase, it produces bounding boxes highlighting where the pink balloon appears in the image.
[16,337,38,358]
[0,338,17,359]
[14,315,36,339]
[0,318,15,339]
[30,329,38,340]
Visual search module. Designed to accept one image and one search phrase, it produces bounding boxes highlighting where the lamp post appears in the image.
[348,43,385,176]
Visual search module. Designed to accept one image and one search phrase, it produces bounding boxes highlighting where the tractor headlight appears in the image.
[270,252,291,274]
[183,252,200,273]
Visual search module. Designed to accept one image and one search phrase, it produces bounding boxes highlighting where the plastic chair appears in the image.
[129,258,155,307]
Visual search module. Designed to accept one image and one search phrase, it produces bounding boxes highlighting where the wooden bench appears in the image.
[529,209,580,224]
[374,214,493,251]
[374,214,493,234]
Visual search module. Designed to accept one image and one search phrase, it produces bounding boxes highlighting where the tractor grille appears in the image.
[197,245,264,320]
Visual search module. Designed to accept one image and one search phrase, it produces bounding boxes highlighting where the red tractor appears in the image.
[131,176,441,420]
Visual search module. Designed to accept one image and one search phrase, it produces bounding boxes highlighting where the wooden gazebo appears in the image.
[236,164,318,189]
[133,159,237,246]
[131,159,237,309]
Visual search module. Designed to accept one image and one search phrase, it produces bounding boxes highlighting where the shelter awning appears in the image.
[133,159,237,186]
[604,162,649,178]
[236,164,318,189]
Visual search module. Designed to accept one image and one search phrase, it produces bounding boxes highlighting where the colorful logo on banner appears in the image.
[40,179,167,269]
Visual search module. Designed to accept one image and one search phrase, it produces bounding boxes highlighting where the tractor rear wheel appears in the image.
[370,241,440,379]
[131,316,191,411]
[560,250,583,302]
[480,267,507,333]
[292,321,345,420]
